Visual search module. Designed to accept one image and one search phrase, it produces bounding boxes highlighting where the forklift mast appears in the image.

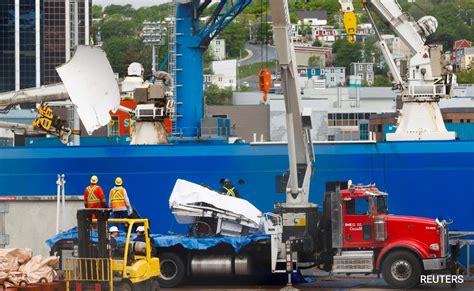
[76,209,111,259]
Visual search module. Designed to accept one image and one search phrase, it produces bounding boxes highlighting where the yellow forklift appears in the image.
[64,209,160,291]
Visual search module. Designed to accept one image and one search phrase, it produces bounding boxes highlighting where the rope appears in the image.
[265,0,269,68]
[260,0,264,69]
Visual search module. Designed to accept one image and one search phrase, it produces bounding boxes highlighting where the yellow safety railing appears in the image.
[65,257,114,291]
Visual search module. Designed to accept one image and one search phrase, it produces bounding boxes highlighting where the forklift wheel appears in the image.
[116,280,133,291]
[150,278,160,291]
[158,252,185,288]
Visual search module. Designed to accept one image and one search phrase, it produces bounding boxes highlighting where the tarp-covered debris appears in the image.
[47,227,269,253]
[0,248,58,287]
[169,179,263,227]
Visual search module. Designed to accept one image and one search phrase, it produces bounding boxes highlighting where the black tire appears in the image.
[158,252,186,288]
[382,250,422,289]
[116,280,133,291]
[150,278,160,291]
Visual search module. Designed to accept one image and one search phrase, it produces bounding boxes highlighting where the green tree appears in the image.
[99,15,137,41]
[457,65,474,84]
[372,76,392,87]
[332,39,363,70]
[220,22,247,58]
[205,84,233,105]
[312,39,322,47]
[92,5,103,18]
[102,36,143,76]
[308,55,322,67]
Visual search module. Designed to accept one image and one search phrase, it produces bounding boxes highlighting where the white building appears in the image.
[458,47,474,70]
[209,59,237,90]
[233,85,474,142]
[296,10,328,26]
[209,39,226,61]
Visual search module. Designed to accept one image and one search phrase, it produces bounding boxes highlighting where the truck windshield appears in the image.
[376,196,388,214]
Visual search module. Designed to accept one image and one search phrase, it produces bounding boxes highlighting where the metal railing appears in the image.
[65,257,114,290]
[450,231,474,280]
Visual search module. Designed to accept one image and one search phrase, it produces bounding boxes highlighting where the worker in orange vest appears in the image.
[84,175,107,209]
[109,177,132,219]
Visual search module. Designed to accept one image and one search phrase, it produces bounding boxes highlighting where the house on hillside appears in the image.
[452,39,472,70]
[296,10,327,26]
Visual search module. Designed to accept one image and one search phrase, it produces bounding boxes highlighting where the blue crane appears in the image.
[174,0,253,137]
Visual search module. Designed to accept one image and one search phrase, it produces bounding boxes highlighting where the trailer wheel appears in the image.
[382,250,421,289]
[159,252,185,288]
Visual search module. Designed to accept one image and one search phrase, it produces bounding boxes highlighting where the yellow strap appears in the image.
[86,186,99,203]
[111,189,125,201]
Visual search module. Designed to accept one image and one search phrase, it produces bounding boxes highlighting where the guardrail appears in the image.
[450,231,474,280]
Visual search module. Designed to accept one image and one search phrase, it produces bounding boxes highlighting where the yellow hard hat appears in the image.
[90,175,98,184]
[115,177,123,186]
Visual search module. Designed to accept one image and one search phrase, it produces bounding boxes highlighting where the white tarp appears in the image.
[56,46,120,134]
[169,179,262,226]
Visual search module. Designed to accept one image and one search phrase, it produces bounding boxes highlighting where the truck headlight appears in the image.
[430,243,440,252]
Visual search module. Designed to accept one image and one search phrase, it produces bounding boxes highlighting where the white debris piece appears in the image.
[56,46,120,135]
[169,179,262,227]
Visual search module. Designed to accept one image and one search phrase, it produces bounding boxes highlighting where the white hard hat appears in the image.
[136,226,145,232]
[109,226,119,233]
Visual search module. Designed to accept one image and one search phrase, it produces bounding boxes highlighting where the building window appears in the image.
[359,65,363,71]
[377,124,382,132]
[218,76,223,82]
[367,64,373,71]
[328,135,335,141]
[108,116,119,137]
[340,69,344,74]
[330,77,335,82]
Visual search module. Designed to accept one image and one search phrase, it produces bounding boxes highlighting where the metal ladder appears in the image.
[168,0,180,136]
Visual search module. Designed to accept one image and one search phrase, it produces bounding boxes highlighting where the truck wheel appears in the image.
[159,252,185,288]
[382,250,421,289]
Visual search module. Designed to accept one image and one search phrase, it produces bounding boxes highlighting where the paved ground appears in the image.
[164,273,474,290]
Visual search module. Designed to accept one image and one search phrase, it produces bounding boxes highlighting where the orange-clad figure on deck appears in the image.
[84,175,107,209]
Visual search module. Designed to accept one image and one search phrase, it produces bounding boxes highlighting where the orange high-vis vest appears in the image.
[110,187,127,209]
[85,185,104,208]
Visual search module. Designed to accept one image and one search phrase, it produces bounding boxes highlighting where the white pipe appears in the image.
[15,0,20,91]
[56,175,61,234]
[74,0,79,47]
[61,175,66,232]
[84,0,90,45]
[35,0,41,88]
[65,0,71,61]
[73,107,80,145]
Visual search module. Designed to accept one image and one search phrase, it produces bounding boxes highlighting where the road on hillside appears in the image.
[241,43,277,66]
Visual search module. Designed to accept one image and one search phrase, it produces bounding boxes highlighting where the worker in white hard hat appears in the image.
[134,225,156,253]
[134,225,146,242]
[109,177,133,219]
[109,226,120,256]
[84,175,107,210]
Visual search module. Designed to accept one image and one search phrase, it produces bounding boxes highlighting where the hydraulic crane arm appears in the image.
[339,0,456,141]
[269,0,314,205]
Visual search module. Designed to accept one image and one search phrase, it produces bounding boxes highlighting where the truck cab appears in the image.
[323,184,450,288]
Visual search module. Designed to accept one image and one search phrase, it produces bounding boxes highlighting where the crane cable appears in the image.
[258,0,271,102]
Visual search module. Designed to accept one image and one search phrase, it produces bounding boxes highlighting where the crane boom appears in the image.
[269,0,314,206]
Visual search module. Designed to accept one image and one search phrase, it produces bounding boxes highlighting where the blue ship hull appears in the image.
[0,140,473,234]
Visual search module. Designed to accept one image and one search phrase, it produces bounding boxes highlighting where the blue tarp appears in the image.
[46,227,269,253]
